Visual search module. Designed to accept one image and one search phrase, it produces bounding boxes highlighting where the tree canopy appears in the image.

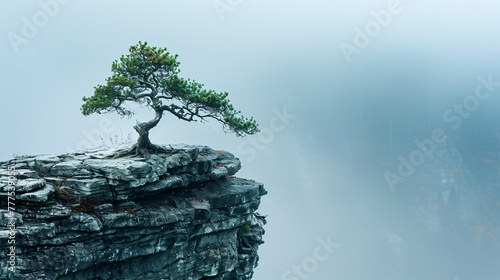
[81,41,259,156]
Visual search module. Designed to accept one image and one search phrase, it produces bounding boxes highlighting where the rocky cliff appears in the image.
[0,144,267,280]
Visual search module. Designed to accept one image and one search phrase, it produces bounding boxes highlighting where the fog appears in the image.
[2,0,500,279]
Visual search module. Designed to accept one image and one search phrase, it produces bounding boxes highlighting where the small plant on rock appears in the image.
[237,223,252,237]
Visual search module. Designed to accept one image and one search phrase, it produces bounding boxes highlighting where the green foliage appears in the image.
[81,84,123,116]
[81,41,259,137]
[237,223,252,237]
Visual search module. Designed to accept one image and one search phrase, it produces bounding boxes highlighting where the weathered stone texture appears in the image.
[0,144,266,280]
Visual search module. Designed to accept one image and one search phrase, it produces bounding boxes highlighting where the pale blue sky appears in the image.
[2,1,500,278]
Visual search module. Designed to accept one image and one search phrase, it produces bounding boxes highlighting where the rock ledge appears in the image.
[0,144,266,280]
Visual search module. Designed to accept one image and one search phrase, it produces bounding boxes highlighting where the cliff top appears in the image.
[0,143,267,279]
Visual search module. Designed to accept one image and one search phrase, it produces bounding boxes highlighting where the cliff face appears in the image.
[0,144,267,280]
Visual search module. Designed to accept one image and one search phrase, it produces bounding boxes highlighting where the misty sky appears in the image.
[2,1,500,279]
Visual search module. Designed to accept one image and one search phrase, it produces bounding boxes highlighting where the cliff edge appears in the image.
[0,144,267,280]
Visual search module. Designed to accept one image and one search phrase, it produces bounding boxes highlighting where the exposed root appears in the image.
[110,144,139,159]
[111,143,182,159]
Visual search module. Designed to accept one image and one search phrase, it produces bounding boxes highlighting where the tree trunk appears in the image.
[133,109,163,156]
[135,127,153,148]
[110,108,175,159]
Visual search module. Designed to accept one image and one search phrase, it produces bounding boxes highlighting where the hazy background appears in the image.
[2,1,500,279]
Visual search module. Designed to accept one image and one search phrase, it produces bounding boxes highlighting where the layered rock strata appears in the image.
[0,144,266,280]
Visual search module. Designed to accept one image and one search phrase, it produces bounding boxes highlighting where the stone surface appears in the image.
[0,144,266,280]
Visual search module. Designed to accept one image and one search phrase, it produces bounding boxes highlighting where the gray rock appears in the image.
[18,183,54,203]
[0,144,266,280]
[62,178,112,201]
[84,158,153,182]
[0,209,23,225]
[0,178,46,193]
[63,213,102,232]
[16,204,72,221]
[50,161,93,177]
[0,168,39,179]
